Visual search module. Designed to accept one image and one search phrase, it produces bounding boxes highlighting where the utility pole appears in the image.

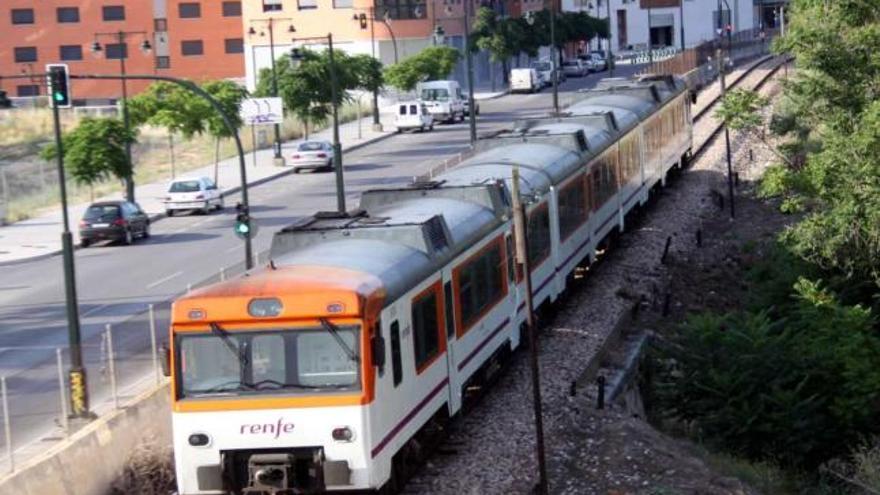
[647,5,654,65]
[511,167,548,495]
[717,0,735,219]
[550,0,559,115]
[606,0,613,77]
[464,0,477,145]
[679,0,686,51]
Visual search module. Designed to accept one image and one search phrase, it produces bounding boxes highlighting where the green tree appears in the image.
[39,118,136,198]
[202,80,249,182]
[255,49,362,138]
[383,46,461,91]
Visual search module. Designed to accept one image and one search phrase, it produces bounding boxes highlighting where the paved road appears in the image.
[0,66,645,459]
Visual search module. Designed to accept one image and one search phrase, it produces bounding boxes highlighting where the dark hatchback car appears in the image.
[79,201,150,247]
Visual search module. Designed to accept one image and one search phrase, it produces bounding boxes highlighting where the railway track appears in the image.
[393,54,790,495]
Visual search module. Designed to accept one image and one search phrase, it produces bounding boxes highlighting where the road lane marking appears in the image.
[146,271,183,290]
[81,303,110,318]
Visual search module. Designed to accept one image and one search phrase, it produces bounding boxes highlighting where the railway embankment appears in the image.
[403,58,789,494]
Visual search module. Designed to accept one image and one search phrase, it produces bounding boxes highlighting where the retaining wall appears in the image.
[0,383,171,495]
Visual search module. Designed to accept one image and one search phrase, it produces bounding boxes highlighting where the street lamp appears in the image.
[525,7,559,116]
[438,2,477,144]
[91,31,152,203]
[247,18,296,167]
[289,35,346,214]
[433,25,446,45]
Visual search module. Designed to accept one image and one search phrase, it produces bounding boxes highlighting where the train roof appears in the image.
[443,143,581,188]
[270,187,506,303]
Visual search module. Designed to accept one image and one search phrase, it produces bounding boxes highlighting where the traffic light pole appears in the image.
[47,71,90,419]
[71,73,254,269]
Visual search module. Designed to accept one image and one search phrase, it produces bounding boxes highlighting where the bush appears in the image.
[649,280,880,469]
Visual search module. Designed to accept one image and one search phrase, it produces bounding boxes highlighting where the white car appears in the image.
[589,52,608,72]
[164,177,223,216]
[395,101,434,132]
[291,141,333,173]
[530,60,566,88]
[510,68,541,93]
[418,80,465,123]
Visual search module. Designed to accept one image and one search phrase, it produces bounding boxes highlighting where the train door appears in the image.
[505,233,522,349]
[442,276,462,415]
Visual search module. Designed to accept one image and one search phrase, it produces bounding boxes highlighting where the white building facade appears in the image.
[563,0,787,53]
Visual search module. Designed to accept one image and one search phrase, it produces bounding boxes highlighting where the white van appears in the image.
[417,80,465,124]
[395,101,434,132]
[510,68,540,93]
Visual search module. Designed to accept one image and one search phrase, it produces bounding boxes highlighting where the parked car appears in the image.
[530,60,566,87]
[588,51,608,72]
[418,80,465,123]
[0,90,11,109]
[164,176,223,216]
[291,141,334,173]
[395,101,434,132]
[510,68,541,93]
[79,200,150,247]
[463,98,480,117]
[562,59,589,77]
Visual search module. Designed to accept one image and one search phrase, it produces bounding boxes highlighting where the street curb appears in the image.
[475,90,510,101]
[0,130,397,267]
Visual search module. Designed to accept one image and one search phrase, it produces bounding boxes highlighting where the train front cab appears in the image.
[169,265,385,494]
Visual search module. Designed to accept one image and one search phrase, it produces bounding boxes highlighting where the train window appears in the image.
[527,204,551,266]
[390,321,402,386]
[558,178,587,241]
[456,239,507,334]
[505,236,515,283]
[444,281,455,338]
[412,286,444,373]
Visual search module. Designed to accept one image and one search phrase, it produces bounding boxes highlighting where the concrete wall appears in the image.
[0,384,171,495]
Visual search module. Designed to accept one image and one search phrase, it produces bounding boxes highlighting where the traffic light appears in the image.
[46,64,71,108]
[234,203,255,240]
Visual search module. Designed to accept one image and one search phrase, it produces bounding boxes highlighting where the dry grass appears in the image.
[109,441,176,495]
[0,103,365,222]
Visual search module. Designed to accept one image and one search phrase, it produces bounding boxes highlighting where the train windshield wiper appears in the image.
[319,318,360,365]
[210,322,249,368]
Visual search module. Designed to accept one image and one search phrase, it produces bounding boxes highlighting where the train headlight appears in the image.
[188,432,211,447]
[331,427,354,442]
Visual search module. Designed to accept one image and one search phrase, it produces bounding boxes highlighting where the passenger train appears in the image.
[167,74,694,494]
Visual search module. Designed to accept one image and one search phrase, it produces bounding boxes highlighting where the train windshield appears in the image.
[176,325,361,398]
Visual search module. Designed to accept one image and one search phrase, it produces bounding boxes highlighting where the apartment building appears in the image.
[0,1,246,104]
[563,0,786,53]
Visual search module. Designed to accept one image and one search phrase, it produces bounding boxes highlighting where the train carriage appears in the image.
[168,74,693,494]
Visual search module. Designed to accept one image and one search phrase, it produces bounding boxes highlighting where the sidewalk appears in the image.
[0,91,507,265]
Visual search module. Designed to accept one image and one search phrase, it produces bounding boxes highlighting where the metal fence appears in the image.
[0,246,273,473]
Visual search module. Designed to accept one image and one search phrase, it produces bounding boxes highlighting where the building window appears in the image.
[262,0,283,12]
[56,7,80,23]
[375,0,427,20]
[224,38,244,54]
[60,45,83,61]
[297,0,317,9]
[333,0,354,7]
[14,47,37,63]
[222,1,242,16]
[181,40,204,56]
[16,85,40,97]
[105,43,128,60]
[102,5,126,21]
[11,9,34,24]
[178,3,201,18]
[156,56,171,69]
[154,18,168,31]
[412,286,443,373]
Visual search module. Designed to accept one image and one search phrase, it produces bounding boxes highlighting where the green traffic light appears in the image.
[54,93,64,102]
[236,222,249,234]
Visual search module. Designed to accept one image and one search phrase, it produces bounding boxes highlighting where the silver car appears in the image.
[291,141,333,173]
[562,59,588,77]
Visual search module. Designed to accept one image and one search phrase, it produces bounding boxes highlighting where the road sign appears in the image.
[239,97,283,126]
